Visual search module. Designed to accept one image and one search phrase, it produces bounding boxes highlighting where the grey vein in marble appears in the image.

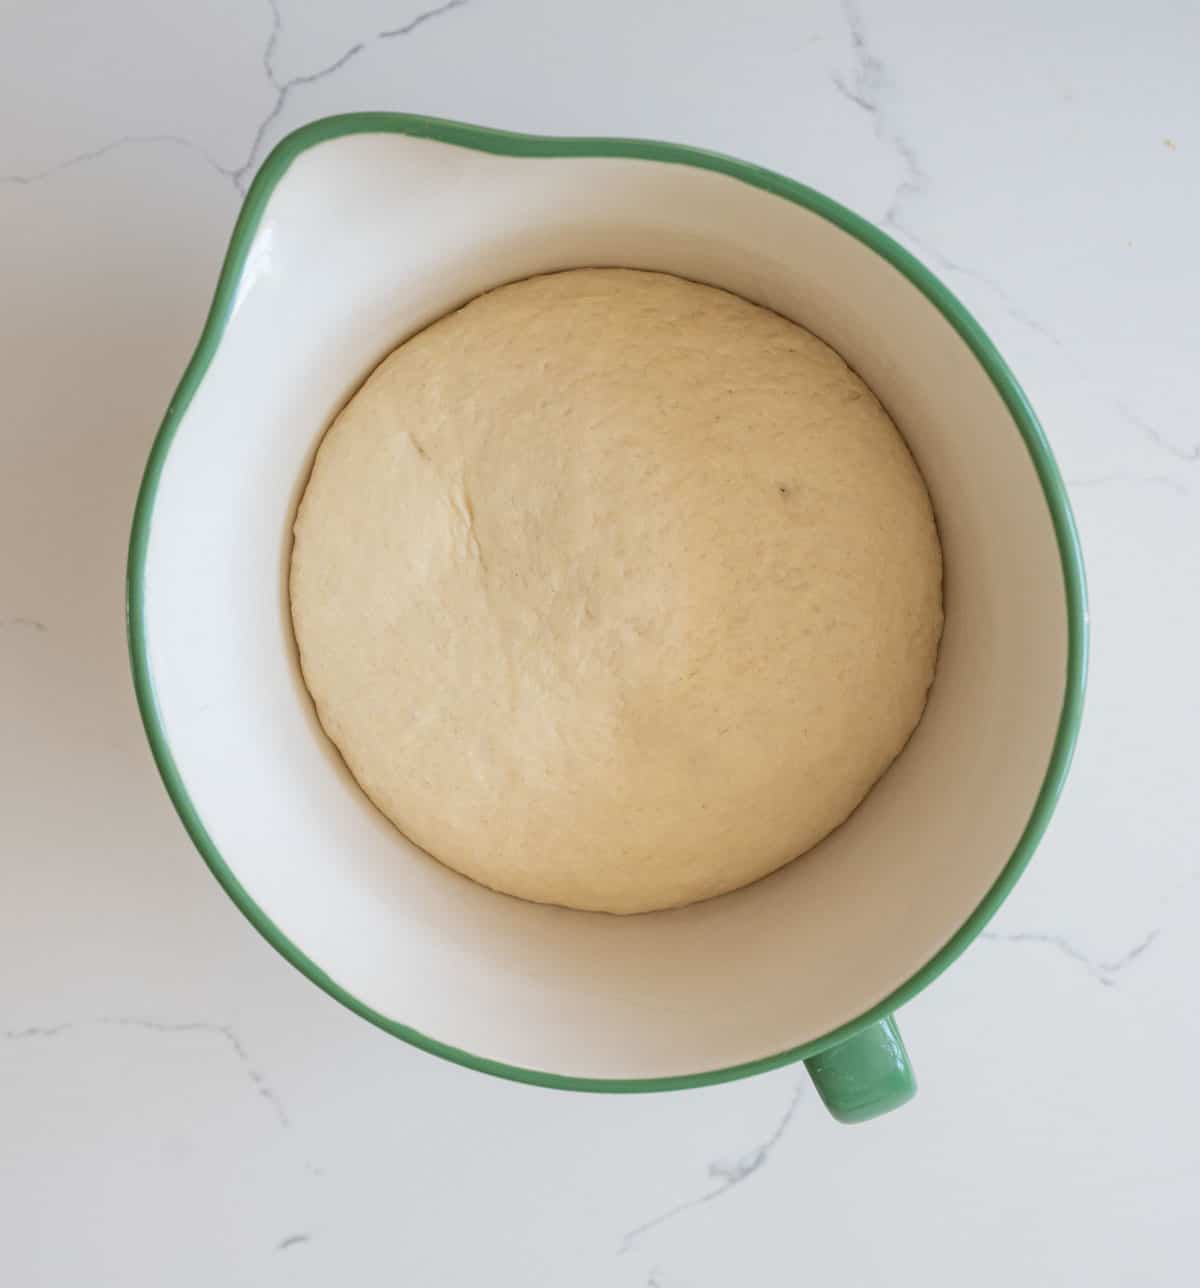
[832,0,1200,470]
[231,41,365,191]
[833,0,1071,356]
[980,928,1160,987]
[0,0,471,195]
[0,616,48,631]
[831,0,1062,350]
[2,1016,291,1127]
[619,1082,804,1255]
[232,0,471,190]
[1069,472,1191,496]
[4,1022,72,1039]
[262,0,284,88]
[830,0,925,237]
[276,1233,312,1252]
[379,0,470,41]
[1111,398,1200,465]
[0,133,233,188]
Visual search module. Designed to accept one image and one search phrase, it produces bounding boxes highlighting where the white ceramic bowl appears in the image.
[128,115,1086,1111]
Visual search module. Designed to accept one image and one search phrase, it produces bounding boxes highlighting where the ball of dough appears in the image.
[290,269,942,914]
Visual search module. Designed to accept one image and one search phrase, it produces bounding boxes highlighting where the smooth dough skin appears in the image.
[290,269,943,914]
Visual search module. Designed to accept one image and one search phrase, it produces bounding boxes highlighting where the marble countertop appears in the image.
[3,2,1197,1284]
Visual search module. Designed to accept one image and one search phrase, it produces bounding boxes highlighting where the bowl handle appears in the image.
[803,1014,916,1124]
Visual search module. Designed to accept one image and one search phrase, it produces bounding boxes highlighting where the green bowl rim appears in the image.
[126,112,1088,1093]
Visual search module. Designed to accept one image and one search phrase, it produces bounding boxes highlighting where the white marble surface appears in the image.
[2,1,1197,1283]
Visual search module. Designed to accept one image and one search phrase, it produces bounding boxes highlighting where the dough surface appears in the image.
[290,269,943,914]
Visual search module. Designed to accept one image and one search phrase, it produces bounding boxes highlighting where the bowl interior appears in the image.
[137,129,1071,1081]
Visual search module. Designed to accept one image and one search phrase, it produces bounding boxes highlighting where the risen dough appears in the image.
[290,269,943,914]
